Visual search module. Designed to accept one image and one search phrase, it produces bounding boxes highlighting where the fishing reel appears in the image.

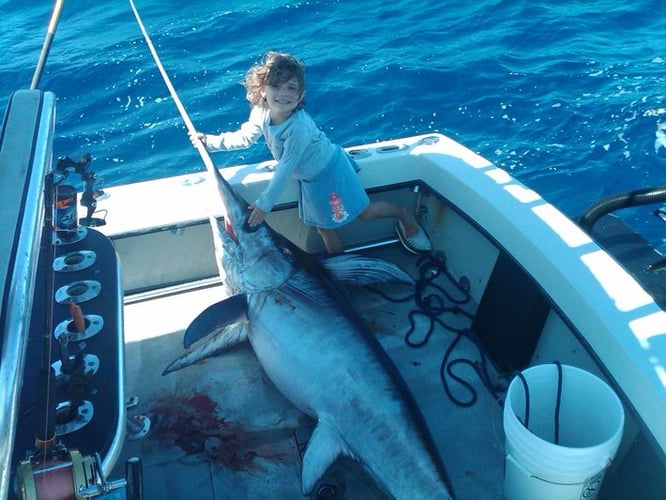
[16,445,141,500]
[17,446,98,499]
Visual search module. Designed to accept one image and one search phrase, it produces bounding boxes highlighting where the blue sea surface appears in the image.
[2,0,665,250]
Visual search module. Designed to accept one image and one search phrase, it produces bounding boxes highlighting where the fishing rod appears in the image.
[128,0,245,236]
[127,0,213,168]
[11,2,143,497]
[28,0,67,472]
[31,0,65,89]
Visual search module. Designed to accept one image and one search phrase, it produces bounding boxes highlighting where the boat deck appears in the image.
[111,244,505,499]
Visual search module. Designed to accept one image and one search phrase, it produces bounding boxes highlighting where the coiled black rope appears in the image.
[368,253,506,407]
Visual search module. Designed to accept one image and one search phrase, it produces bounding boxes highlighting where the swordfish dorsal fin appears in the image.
[301,419,354,496]
[319,254,415,287]
[162,294,249,376]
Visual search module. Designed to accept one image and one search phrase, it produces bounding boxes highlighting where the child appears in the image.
[191,51,431,254]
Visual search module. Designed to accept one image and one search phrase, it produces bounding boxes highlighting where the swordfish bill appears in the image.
[163,163,455,499]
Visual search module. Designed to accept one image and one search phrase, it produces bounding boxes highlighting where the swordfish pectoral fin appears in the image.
[301,420,354,496]
[162,321,249,376]
[319,254,415,287]
[162,294,250,376]
[183,294,248,348]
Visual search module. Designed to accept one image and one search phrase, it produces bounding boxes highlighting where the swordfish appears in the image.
[163,164,454,499]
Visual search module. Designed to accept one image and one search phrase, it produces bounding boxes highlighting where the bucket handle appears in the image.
[515,361,563,445]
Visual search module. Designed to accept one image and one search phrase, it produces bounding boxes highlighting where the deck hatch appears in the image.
[471,252,550,373]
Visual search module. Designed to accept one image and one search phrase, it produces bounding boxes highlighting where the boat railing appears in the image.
[0,89,56,498]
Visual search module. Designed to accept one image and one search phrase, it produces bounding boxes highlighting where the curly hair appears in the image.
[243,51,305,109]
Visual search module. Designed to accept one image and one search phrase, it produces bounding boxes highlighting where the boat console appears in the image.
[0,90,134,499]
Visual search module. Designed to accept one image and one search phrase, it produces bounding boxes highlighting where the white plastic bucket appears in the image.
[503,364,624,500]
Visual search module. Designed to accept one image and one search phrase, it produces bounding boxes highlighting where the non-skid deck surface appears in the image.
[112,246,505,499]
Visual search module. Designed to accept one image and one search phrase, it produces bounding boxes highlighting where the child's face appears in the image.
[263,77,302,122]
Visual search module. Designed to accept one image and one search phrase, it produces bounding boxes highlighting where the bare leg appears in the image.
[317,227,344,254]
[358,201,420,236]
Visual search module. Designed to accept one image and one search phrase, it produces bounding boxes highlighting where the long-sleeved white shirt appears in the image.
[205,107,337,212]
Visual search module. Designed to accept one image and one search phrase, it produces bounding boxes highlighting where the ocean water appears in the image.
[2,0,665,251]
